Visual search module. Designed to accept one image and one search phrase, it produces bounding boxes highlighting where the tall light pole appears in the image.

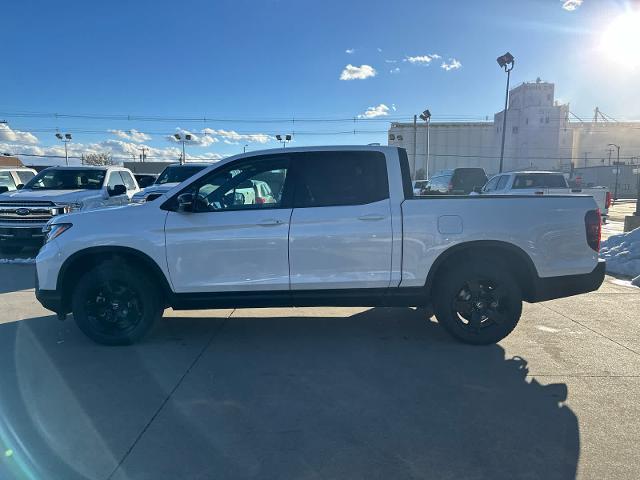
[608,143,621,202]
[419,109,431,178]
[243,144,248,153]
[496,52,515,173]
[55,133,72,166]
[174,133,192,164]
[276,134,292,148]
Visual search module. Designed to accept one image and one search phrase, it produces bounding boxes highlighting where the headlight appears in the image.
[55,202,83,214]
[42,223,73,243]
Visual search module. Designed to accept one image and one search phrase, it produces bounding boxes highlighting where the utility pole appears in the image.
[412,115,417,179]
[607,148,613,166]
[138,146,147,162]
[583,151,590,168]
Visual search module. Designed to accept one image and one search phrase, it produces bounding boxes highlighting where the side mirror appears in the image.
[16,184,24,190]
[177,192,194,212]
[0,186,9,194]
[109,184,126,197]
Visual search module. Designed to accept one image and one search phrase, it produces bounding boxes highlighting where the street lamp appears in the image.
[243,144,248,153]
[275,134,292,148]
[608,143,621,202]
[174,133,192,164]
[419,109,431,178]
[496,52,515,173]
[55,132,72,166]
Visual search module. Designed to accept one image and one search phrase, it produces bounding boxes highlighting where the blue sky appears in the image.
[1,0,639,164]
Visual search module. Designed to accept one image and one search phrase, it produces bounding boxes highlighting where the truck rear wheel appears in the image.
[433,260,522,345]
[71,261,163,345]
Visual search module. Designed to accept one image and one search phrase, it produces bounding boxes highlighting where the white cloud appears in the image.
[339,64,377,80]
[358,104,390,119]
[385,59,398,64]
[404,54,440,64]
[166,128,219,147]
[441,58,462,71]
[108,129,152,142]
[201,128,271,144]
[0,123,39,145]
[1,138,224,166]
[377,47,383,52]
[391,104,397,111]
[390,67,400,74]
[561,0,583,11]
[345,48,355,54]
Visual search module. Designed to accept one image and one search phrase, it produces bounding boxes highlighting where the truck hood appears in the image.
[0,189,105,203]
[138,183,178,195]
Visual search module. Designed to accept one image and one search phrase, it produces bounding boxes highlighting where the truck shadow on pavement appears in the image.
[0,308,579,480]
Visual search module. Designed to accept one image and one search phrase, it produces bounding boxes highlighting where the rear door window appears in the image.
[293,151,389,207]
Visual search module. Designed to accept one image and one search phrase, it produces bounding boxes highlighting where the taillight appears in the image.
[255,197,266,204]
[585,209,601,252]
[605,191,612,209]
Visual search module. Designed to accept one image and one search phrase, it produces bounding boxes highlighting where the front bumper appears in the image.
[0,225,46,246]
[530,259,606,302]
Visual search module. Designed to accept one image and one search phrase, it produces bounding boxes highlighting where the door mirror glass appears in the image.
[109,184,126,197]
[177,192,194,212]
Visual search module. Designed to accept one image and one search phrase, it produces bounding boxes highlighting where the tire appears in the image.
[0,245,23,255]
[71,261,163,345]
[433,259,522,345]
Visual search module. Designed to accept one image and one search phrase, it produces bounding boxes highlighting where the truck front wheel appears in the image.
[433,261,522,345]
[71,261,163,345]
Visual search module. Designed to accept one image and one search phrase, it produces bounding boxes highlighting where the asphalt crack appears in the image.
[106,311,233,480]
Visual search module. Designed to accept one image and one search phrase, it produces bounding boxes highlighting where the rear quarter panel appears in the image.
[400,195,599,287]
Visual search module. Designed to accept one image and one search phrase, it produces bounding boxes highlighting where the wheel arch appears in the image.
[57,246,172,312]
[424,240,539,302]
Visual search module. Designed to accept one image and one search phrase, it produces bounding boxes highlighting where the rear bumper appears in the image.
[529,260,606,302]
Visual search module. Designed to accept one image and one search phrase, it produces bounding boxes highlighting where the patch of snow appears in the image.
[600,227,640,286]
[0,257,35,264]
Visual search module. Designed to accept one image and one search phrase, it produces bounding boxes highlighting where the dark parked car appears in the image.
[424,168,488,195]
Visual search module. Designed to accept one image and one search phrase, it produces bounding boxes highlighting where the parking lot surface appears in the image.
[0,261,638,480]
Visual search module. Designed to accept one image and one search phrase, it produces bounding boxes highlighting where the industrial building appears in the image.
[389,79,640,181]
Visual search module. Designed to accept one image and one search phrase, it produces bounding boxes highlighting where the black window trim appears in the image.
[288,150,390,209]
[161,153,294,212]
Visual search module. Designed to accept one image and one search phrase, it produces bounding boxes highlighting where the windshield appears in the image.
[156,165,207,185]
[23,169,106,190]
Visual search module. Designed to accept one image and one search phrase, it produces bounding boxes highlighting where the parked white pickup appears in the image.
[480,171,611,220]
[0,166,139,253]
[35,146,605,346]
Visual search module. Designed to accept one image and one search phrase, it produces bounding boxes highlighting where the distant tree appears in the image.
[83,152,117,166]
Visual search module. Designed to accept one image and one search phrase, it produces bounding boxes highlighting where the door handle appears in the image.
[357,214,385,221]
[257,218,284,226]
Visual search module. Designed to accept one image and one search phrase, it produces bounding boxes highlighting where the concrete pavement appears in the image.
[0,263,638,480]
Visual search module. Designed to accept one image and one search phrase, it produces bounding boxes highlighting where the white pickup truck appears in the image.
[480,171,611,221]
[35,146,605,346]
[0,166,139,253]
